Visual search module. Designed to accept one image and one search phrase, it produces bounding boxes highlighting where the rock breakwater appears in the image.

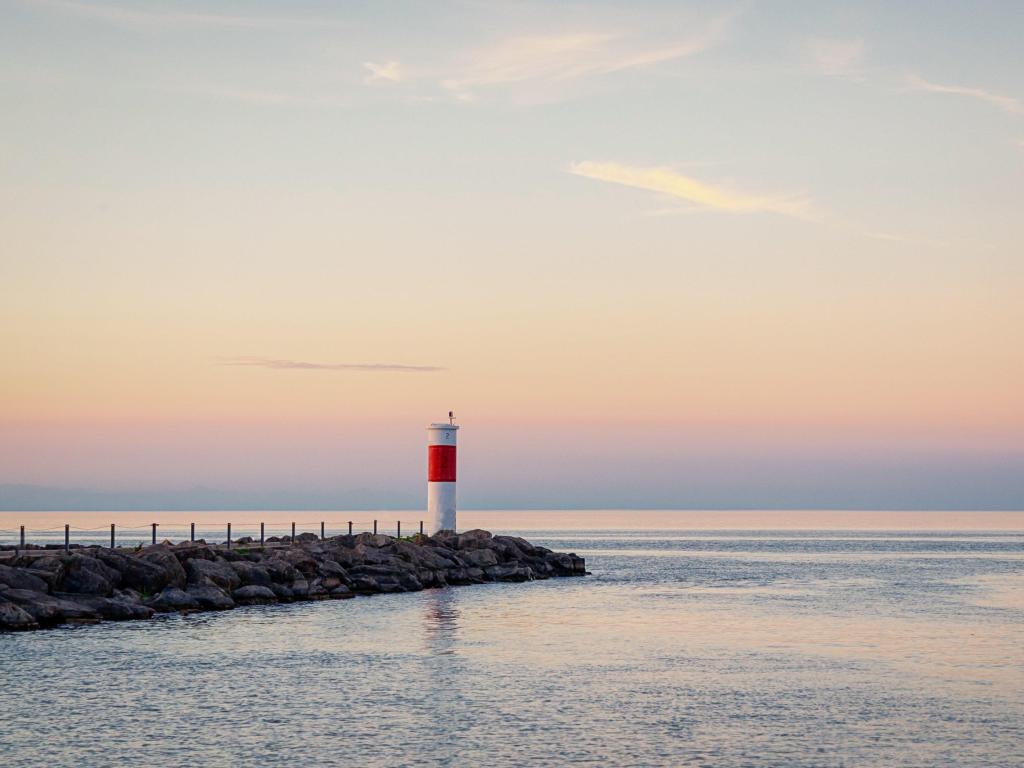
[0,529,587,631]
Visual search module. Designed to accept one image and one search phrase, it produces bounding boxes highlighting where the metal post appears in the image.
[348,521,353,535]
[373,519,377,535]
[397,521,401,539]
[227,523,232,549]
[151,523,157,545]
[321,521,325,540]
[64,524,70,552]
[419,520,424,536]
[111,523,115,549]
[260,522,265,547]
[291,522,296,541]
[20,525,25,549]
[190,522,195,542]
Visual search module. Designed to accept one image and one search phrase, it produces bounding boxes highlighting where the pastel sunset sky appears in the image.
[1,0,1022,509]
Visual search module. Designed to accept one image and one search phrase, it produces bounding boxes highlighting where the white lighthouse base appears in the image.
[428,481,456,533]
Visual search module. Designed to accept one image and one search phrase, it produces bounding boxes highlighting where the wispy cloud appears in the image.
[363,61,404,85]
[568,161,814,220]
[365,12,735,102]
[807,37,865,80]
[219,357,444,373]
[906,74,1023,116]
[21,0,344,30]
[441,26,722,95]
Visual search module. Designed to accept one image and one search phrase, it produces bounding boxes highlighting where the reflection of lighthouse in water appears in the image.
[427,413,458,534]
[420,590,461,751]
[422,589,461,656]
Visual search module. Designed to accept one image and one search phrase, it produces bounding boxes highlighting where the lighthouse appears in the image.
[427,413,459,533]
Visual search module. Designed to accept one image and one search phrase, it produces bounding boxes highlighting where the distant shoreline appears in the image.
[3,510,1023,539]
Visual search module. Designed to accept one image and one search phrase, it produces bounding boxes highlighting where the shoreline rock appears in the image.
[0,529,587,632]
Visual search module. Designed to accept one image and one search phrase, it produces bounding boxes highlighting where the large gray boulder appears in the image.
[493,535,537,556]
[306,581,329,599]
[186,585,235,610]
[232,585,276,605]
[271,548,319,577]
[545,552,587,576]
[136,546,187,588]
[262,558,302,584]
[353,532,392,548]
[458,548,498,568]
[353,545,393,566]
[55,593,155,621]
[176,543,217,561]
[317,559,348,578]
[0,564,49,593]
[22,557,65,589]
[456,529,494,550]
[230,561,272,586]
[391,541,460,570]
[323,546,360,568]
[1,589,101,625]
[0,599,39,630]
[318,575,343,591]
[348,564,408,579]
[430,530,458,547]
[60,554,121,596]
[94,550,177,594]
[269,583,294,601]
[146,586,200,612]
[350,575,380,593]
[484,563,534,582]
[418,546,460,570]
[444,567,475,585]
[375,576,405,593]
[185,557,241,592]
[398,572,424,591]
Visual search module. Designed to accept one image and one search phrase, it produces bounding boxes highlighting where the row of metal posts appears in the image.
[13,520,429,554]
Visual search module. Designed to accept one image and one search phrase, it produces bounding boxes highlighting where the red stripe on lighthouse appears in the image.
[428,445,457,482]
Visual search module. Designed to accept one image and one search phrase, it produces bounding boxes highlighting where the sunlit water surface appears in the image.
[2,511,1023,767]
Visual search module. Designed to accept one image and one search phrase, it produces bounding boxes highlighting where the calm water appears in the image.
[2,511,1023,767]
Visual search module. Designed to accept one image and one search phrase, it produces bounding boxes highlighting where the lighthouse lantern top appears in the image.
[427,411,458,431]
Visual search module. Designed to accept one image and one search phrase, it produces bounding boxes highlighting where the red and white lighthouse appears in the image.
[427,413,458,533]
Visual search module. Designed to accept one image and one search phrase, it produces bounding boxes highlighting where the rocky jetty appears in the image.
[0,530,587,632]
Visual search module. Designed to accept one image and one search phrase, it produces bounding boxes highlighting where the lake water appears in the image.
[2,511,1023,767]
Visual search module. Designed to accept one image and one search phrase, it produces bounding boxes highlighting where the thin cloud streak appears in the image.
[364,61,404,84]
[807,37,865,80]
[365,11,736,102]
[569,161,815,220]
[219,357,445,373]
[441,24,725,95]
[906,73,1023,116]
